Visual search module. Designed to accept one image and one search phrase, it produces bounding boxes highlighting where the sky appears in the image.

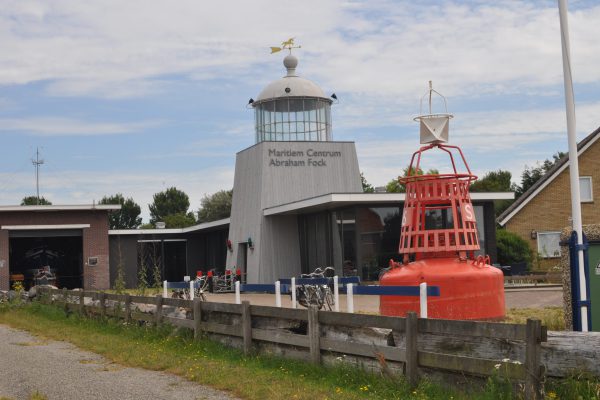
[1,0,599,222]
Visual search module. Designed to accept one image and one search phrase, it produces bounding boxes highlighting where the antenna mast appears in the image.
[32,147,44,205]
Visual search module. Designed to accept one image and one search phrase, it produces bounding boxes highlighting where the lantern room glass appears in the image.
[254,97,332,143]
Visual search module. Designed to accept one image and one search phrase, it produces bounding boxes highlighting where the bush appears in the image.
[496,229,533,268]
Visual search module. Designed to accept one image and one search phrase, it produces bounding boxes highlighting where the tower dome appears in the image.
[252,53,332,143]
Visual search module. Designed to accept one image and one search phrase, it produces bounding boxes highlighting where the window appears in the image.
[537,231,561,258]
[580,176,593,202]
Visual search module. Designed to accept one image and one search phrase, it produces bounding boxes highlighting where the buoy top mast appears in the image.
[398,82,479,264]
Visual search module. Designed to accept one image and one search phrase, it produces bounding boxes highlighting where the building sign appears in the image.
[268,148,342,167]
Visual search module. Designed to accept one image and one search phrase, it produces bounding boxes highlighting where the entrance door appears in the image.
[236,243,247,283]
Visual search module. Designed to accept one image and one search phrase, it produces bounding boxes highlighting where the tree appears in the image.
[149,187,191,224]
[162,212,197,228]
[496,229,533,269]
[516,152,566,198]
[198,190,233,223]
[360,173,374,193]
[99,193,142,229]
[470,170,517,217]
[21,196,51,205]
[470,170,514,192]
[386,167,439,193]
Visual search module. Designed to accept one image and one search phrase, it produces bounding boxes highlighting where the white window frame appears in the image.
[580,176,593,203]
[537,231,561,259]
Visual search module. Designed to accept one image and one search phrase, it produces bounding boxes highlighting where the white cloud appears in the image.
[0,117,161,136]
[1,1,599,101]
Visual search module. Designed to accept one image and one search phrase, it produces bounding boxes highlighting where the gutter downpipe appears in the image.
[558,0,589,331]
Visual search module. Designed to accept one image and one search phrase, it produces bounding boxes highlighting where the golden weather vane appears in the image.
[270,37,301,54]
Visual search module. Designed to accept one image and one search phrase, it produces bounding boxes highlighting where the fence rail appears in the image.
[39,287,547,399]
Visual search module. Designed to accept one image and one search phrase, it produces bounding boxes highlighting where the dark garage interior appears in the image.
[9,231,83,289]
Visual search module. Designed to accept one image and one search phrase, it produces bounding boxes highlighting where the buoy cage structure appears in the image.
[379,142,505,320]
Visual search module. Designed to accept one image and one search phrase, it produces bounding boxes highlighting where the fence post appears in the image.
[405,311,419,388]
[346,283,354,313]
[163,280,168,298]
[124,293,132,324]
[242,300,252,355]
[193,298,202,339]
[308,305,321,364]
[333,276,339,312]
[235,281,241,304]
[419,282,428,318]
[62,288,68,312]
[99,292,106,319]
[155,294,163,326]
[291,277,297,309]
[79,290,84,315]
[275,281,281,307]
[525,319,543,400]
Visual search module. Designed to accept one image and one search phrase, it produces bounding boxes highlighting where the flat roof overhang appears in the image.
[0,204,121,212]
[263,192,515,216]
[109,217,230,236]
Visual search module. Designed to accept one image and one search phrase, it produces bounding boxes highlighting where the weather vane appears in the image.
[270,38,301,54]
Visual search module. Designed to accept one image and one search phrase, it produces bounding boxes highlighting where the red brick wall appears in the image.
[0,210,110,290]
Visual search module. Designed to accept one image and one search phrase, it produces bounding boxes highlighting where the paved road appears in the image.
[0,325,237,400]
[204,287,564,313]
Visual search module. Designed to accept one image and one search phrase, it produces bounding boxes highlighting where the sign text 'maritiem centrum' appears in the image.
[268,148,342,167]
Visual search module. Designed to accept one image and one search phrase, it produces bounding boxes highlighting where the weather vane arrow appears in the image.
[270,37,301,54]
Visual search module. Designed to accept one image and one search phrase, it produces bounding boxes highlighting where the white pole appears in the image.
[558,0,588,331]
[419,282,428,319]
[275,281,281,308]
[163,280,167,298]
[346,283,354,313]
[189,280,194,301]
[291,277,297,309]
[235,281,241,304]
[333,276,340,312]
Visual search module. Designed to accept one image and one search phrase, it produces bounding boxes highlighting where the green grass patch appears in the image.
[504,307,565,331]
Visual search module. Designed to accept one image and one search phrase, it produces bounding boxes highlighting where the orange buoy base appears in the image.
[379,257,505,320]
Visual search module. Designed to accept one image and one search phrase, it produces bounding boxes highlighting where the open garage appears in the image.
[9,230,83,289]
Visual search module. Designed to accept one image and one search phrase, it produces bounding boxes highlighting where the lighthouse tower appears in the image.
[379,83,505,320]
[226,46,363,283]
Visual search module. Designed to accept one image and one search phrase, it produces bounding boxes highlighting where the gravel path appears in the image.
[0,325,238,400]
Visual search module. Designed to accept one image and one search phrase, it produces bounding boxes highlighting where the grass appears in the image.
[504,307,565,331]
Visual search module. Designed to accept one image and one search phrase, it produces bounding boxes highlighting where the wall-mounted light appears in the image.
[226,239,233,252]
[247,237,254,249]
[530,230,537,240]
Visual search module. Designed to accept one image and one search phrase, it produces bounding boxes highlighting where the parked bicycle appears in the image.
[171,276,208,301]
[294,267,335,311]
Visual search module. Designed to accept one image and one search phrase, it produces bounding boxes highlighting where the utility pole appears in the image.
[32,147,44,205]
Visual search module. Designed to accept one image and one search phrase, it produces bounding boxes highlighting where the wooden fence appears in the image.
[39,288,548,399]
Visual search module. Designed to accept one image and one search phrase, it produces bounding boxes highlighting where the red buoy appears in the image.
[380,87,504,319]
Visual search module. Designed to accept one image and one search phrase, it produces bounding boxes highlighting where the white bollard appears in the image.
[346,283,354,313]
[235,281,241,304]
[275,281,281,307]
[163,280,168,298]
[291,277,297,309]
[333,276,340,312]
[189,280,195,301]
[419,282,428,318]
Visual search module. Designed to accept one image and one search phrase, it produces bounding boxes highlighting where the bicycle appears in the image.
[171,277,208,301]
[294,267,335,311]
